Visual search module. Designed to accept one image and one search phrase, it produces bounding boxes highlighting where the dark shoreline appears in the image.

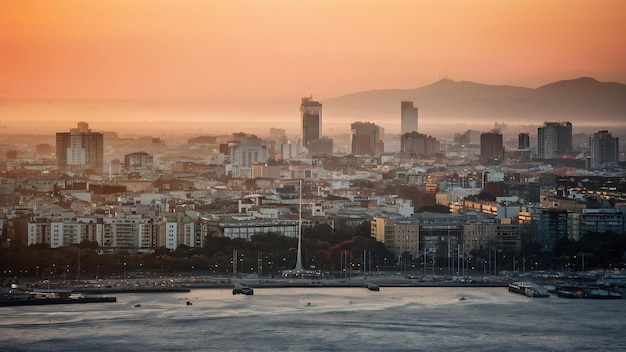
[184,281,509,289]
[0,296,117,307]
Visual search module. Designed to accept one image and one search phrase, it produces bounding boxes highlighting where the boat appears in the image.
[134,303,142,307]
[586,289,622,299]
[557,289,586,299]
[232,283,254,295]
[367,283,380,291]
[508,282,550,298]
[555,285,622,299]
[186,301,193,305]
[524,285,550,298]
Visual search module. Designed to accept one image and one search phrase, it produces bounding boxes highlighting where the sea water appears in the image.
[1,287,625,351]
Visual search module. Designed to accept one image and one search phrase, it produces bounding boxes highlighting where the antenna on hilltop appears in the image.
[438,66,449,81]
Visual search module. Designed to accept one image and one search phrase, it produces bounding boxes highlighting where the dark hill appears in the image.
[323,77,626,129]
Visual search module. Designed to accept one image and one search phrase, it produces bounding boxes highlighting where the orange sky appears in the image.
[1,0,625,105]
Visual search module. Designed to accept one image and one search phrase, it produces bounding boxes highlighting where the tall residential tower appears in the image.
[590,130,619,169]
[480,131,504,164]
[56,122,104,175]
[401,101,418,134]
[537,121,572,159]
[351,122,384,156]
[300,97,322,149]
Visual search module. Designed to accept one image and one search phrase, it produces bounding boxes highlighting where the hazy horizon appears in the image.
[2,0,626,138]
[1,96,625,141]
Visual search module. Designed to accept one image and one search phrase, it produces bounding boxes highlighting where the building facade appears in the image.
[351,122,384,156]
[125,152,154,172]
[371,217,420,258]
[536,208,569,251]
[480,131,504,164]
[229,135,268,167]
[401,101,418,135]
[518,133,530,150]
[400,132,440,159]
[589,130,619,169]
[301,97,322,150]
[202,218,299,241]
[56,122,104,174]
[537,121,572,159]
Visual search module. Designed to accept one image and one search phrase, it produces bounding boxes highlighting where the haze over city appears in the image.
[2,0,626,136]
[3,2,626,348]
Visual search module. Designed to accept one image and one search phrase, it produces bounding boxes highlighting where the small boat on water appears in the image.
[585,289,622,299]
[232,283,254,295]
[557,289,586,299]
[556,286,622,299]
[366,283,380,291]
[508,282,550,298]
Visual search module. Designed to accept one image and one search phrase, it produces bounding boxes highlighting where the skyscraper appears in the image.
[400,132,439,159]
[480,131,504,164]
[518,133,530,150]
[300,96,322,149]
[401,101,418,134]
[56,122,104,174]
[537,121,572,159]
[351,122,383,156]
[589,130,619,169]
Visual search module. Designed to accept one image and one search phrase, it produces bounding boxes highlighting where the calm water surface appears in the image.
[1,287,625,351]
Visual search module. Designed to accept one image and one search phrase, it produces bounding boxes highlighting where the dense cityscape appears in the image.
[1,96,624,284]
[3,1,626,350]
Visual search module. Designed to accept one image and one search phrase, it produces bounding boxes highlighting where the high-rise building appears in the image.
[537,208,569,251]
[351,122,384,156]
[400,132,440,159]
[56,122,104,175]
[401,101,418,134]
[589,130,619,169]
[480,131,504,164]
[518,133,530,149]
[300,97,322,149]
[537,121,572,159]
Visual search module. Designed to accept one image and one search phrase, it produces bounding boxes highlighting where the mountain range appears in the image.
[322,77,626,129]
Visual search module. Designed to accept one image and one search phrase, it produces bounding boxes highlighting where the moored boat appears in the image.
[509,282,549,298]
[367,283,380,291]
[557,289,586,299]
[586,289,622,299]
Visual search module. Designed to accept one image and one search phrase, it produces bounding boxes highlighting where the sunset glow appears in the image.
[1,0,625,134]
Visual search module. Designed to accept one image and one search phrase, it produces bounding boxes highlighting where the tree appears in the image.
[5,150,17,159]
[35,143,55,155]
[385,184,436,209]
[416,204,450,213]
[475,190,496,201]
